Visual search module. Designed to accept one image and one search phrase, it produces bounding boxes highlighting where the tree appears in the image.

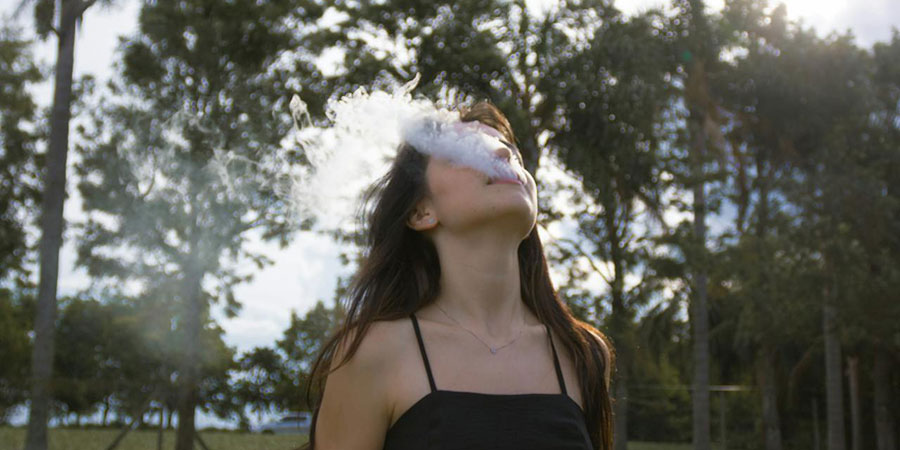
[52,296,116,425]
[277,299,344,413]
[868,30,900,450]
[547,10,674,449]
[716,4,879,447]
[74,1,328,448]
[235,347,285,423]
[764,32,871,450]
[713,3,812,448]
[17,0,107,447]
[667,1,727,448]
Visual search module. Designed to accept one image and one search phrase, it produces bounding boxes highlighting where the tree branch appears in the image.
[78,0,98,17]
[556,236,613,285]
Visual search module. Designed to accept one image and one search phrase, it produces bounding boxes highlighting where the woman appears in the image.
[302,102,614,450]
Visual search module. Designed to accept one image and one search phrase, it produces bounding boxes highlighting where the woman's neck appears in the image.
[428,228,535,340]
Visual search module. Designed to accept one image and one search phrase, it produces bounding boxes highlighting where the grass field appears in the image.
[0,427,699,450]
[0,428,304,450]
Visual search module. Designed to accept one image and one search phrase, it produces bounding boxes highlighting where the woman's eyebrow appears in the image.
[498,138,516,150]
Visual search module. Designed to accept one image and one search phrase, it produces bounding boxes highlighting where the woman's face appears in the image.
[417,125,538,240]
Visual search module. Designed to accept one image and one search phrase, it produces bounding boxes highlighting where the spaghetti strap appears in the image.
[545,324,568,395]
[410,313,437,393]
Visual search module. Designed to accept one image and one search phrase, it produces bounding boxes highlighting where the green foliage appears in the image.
[0,289,32,423]
[0,27,43,286]
[43,294,237,424]
[234,347,285,422]
[231,299,343,419]
[32,0,55,38]
[52,297,117,420]
[275,300,343,412]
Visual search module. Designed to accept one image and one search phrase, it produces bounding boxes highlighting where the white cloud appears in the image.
[215,230,351,354]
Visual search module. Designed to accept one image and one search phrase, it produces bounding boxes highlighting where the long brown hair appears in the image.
[301,102,615,450]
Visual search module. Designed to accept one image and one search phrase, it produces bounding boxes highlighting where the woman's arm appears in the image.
[314,324,393,450]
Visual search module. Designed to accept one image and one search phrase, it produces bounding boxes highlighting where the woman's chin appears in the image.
[486,208,537,239]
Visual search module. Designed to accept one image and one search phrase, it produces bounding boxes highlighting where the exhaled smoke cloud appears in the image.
[211,75,519,234]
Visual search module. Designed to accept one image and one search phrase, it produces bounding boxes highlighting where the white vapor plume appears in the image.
[283,74,520,232]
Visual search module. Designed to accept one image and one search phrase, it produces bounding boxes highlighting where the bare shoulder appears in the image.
[333,319,407,369]
[315,318,410,450]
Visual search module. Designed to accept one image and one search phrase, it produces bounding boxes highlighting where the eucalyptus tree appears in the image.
[818,30,900,450]
[716,6,876,448]
[768,34,872,450]
[868,32,900,450]
[12,0,110,446]
[713,3,814,448]
[666,1,730,447]
[74,1,328,448]
[311,0,620,176]
[547,11,675,449]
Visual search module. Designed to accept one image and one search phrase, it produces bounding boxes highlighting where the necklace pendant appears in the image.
[490,347,497,354]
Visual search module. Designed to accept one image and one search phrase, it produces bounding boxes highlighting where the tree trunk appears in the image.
[25,2,82,449]
[105,395,154,450]
[813,397,821,450]
[604,204,630,450]
[823,301,846,450]
[175,261,204,450]
[688,100,711,450]
[157,408,165,450]
[847,356,861,450]
[754,150,782,450]
[105,414,143,450]
[758,347,783,450]
[605,285,629,450]
[613,369,628,450]
[872,349,896,450]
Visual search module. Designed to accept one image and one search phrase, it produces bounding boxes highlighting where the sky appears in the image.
[2,0,898,427]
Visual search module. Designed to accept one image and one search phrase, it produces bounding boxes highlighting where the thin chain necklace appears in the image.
[434,302,525,355]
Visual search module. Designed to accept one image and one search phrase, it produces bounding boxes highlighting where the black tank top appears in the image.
[382,313,594,450]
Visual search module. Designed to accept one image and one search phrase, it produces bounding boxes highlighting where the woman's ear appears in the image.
[407,200,438,231]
